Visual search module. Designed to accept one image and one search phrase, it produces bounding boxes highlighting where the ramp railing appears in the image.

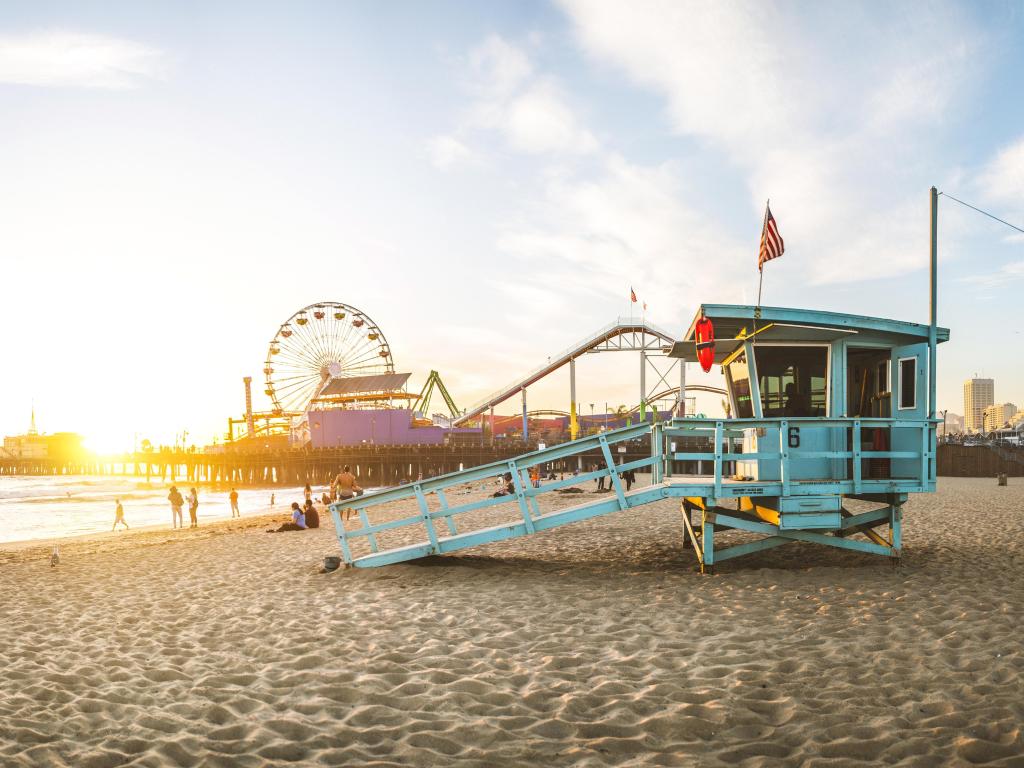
[329,422,662,566]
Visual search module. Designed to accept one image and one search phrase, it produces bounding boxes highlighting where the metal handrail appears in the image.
[661,416,936,496]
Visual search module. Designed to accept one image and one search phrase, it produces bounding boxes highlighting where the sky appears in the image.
[2,0,1024,450]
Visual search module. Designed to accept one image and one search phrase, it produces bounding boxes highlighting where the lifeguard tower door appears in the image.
[891,342,929,479]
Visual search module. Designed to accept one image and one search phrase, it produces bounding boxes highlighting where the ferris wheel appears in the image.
[263,301,395,414]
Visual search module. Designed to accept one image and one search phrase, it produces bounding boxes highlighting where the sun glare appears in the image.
[82,433,133,455]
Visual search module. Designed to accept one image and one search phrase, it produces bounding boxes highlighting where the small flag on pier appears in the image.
[758,203,784,270]
[630,287,637,303]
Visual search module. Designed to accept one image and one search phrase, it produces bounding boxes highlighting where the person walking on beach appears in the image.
[623,468,636,492]
[270,493,275,507]
[333,465,363,521]
[112,499,129,531]
[168,486,184,529]
[229,488,240,518]
[304,483,313,503]
[187,487,199,528]
[332,466,362,501]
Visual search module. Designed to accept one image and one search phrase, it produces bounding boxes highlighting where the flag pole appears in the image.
[756,199,769,306]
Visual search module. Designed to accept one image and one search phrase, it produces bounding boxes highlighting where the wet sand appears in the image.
[1,476,1022,766]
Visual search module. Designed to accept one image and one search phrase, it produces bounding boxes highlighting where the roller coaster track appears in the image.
[629,385,728,415]
[453,317,677,426]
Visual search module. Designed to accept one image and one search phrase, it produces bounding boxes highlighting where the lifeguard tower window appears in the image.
[725,353,754,418]
[847,347,891,417]
[899,357,917,410]
[754,346,828,417]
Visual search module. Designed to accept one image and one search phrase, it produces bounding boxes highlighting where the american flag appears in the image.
[758,203,784,270]
[630,287,637,303]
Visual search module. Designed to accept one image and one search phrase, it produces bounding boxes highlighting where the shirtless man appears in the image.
[332,465,363,520]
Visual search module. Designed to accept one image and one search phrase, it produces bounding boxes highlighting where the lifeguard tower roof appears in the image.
[668,304,950,364]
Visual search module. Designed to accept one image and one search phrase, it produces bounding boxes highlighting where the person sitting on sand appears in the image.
[304,499,320,529]
[168,486,184,529]
[332,466,363,501]
[267,502,307,533]
[492,472,515,497]
[112,499,129,531]
[229,488,240,518]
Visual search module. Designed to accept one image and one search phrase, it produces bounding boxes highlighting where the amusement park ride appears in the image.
[228,302,703,446]
[227,301,415,443]
[327,188,947,572]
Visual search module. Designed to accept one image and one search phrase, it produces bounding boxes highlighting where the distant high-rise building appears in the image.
[963,378,994,433]
[982,402,1018,433]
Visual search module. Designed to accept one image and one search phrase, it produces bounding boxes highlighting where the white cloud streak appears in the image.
[558,0,981,285]
[960,259,1024,288]
[425,135,476,170]
[0,31,163,89]
[979,136,1024,204]
[428,34,597,168]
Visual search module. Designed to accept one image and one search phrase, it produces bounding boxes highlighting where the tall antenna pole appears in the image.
[756,200,769,306]
[929,186,938,420]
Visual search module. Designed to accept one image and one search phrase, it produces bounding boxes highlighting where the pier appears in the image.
[0,439,666,487]
[1,441,1017,486]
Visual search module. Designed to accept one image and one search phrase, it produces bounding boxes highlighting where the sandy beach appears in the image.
[1,475,1022,767]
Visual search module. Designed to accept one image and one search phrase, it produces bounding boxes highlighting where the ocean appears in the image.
[0,475,330,544]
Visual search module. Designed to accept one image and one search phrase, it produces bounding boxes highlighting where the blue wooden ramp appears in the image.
[328,416,934,571]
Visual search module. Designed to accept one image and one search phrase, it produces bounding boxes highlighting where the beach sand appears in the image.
[1,476,1022,767]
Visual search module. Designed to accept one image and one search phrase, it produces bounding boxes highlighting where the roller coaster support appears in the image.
[570,357,579,441]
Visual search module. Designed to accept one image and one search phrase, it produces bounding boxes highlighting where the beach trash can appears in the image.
[998,473,1008,486]
[323,555,342,572]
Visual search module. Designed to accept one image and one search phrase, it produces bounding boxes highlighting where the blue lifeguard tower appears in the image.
[329,190,947,571]
[326,301,947,571]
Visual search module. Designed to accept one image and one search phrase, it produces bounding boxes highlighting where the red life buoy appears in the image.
[695,314,715,373]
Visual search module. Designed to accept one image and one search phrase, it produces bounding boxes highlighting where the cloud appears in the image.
[979,136,1024,204]
[437,34,598,160]
[0,30,163,89]
[468,34,533,99]
[496,153,746,321]
[960,259,1024,288]
[499,80,599,154]
[426,135,476,170]
[557,0,981,284]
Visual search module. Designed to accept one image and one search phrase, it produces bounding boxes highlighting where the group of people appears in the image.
[268,499,322,532]
[108,467,367,533]
[594,465,636,492]
[491,464,636,498]
[167,486,201,528]
[268,466,363,532]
